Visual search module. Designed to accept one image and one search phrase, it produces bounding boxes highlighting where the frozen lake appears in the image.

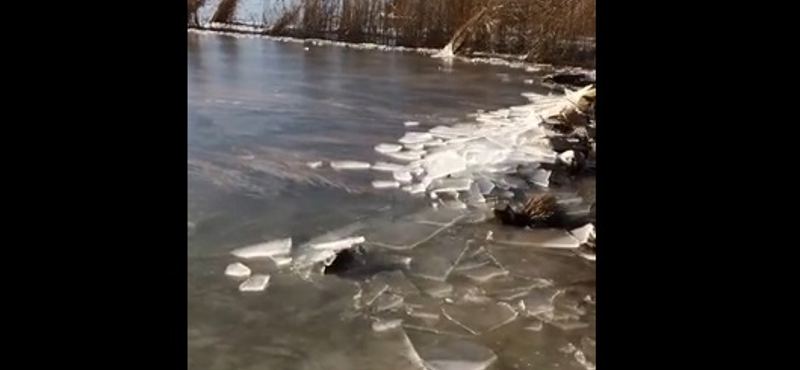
[188,32,595,370]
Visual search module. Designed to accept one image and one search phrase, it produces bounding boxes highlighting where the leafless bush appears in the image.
[210,0,240,24]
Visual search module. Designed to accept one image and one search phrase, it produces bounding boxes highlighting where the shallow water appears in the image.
[188,33,594,370]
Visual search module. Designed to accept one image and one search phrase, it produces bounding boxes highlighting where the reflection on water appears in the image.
[188,33,593,370]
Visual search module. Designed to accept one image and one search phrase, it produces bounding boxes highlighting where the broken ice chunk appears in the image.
[359,281,390,308]
[373,180,401,189]
[570,223,595,245]
[373,293,404,312]
[476,179,496,195]
[558,150,575,165]
[306,161,323,169]
[363,222,451,251]
[308,236,365,251]
[373,270,420,296]
[375,143,403,154]
[542,316,590,331]
[224,262,251,278]
[575,250,596,261]
[560,343,577,354]
[393,171,413,183]
[530,168,552,187]
[522,289,560,316]
[465,182,486,205]
[238,274,270,292]
[399,132,434,144]
[386,151,424,161]
[404,121,420,127]
[493,229,581,249]
[564,203,593,217]
[402,183,428,194]
[422,150,467,179]
[409,166,425,176]
[413,278,454,298]
[372,162,406,172]
[269,255,293,267]
[423,139,445,147]
[410,333,498,370]
[231,238,292,259]
[524,320,544,331]
[440,199,467,210]
[400,207,465,226]
[575,350,596,370]
[405,143,425,151]
[330,160,371,170]
[442,301,518,335]
[461,265,509,284]
[409,239,471,281]
[429,178,473,193]
[372,318,403,332]
[483,277,553,301]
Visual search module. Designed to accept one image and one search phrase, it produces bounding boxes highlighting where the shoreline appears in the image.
[188,26,596,76]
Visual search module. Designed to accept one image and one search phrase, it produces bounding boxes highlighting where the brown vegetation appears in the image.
[192,0,595,66]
